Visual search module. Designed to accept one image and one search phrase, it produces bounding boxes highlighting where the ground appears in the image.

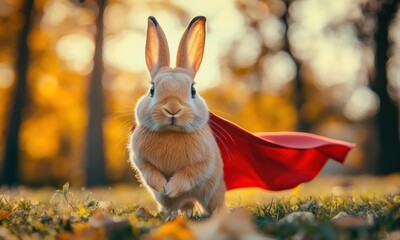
[0,175,399,239]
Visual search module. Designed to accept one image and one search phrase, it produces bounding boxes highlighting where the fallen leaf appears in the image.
[143,216,195,240]
[71,211,132,240]
[278,212,315,224]
[217,208,274,240]
[56,231,76,240]
[299,200,318,211]
[189,207,274,240]
[0,210,12,219]
[97,201,112,211]
[299,202,312,210]
[331,211,349,221]
[332,214,371,228]
[72,222,107,240]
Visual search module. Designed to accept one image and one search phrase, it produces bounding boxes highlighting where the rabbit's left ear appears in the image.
[176,16,206,78]
[146,16,170,76]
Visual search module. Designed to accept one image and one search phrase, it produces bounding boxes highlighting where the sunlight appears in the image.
[288,0,365,95]
[171,0,226,16]
[289,1,363,74]
[0,0,393,216]
[210,2,246,55]
[20,116,60,159]
[312,35,362,88]
[56,33,95,74]
[37,74,59,99]
[41,0,71,27]
[104,30,145,72]
[343,86,379,121]
[290,0,355,33]
[102,1,246,90]
[0,63,14,89]
[259,15,285,49]
[327,0,355,21]
[104,2,125,30]
[262,51,296,92]
[290,0,329,33]
[231,29,262,68]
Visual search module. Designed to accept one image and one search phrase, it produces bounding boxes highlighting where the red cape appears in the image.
[208,112,355,191]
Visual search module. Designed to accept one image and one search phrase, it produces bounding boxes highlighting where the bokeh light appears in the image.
[261,51,296,92]
[0,0,399,185]
[56,34,95,74]
[0,63,14,89]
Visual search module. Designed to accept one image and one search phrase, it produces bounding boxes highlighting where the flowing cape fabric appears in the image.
[209,112,355,191]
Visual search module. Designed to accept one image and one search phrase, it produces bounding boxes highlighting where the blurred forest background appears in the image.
[0,0,399,187]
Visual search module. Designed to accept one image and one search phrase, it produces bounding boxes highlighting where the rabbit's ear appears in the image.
[176,16,206,77]
[146,16,170,76]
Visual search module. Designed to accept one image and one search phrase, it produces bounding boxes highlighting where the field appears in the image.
[0,175,400,240]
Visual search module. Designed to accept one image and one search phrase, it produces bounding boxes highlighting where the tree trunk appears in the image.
[372,1,400,174]
[283,1,309,132]
[85,0,107,186]
[0,0,34,185]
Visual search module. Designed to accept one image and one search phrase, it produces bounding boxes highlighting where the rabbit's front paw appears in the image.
[165,175,191,198]
[146,172,167,193]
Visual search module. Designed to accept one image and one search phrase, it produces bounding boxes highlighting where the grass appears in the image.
[253,194,400,239]
[0,175,399,239]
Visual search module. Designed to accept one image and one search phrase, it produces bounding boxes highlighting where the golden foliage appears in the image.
[0,0,369,184]
[20,115,60,159]
[143,216,195,240]
[103,115,131,181]
[236,94,297,132]
[28,27,50,51]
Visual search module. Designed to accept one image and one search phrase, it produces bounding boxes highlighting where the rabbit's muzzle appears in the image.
[161,99,184,124]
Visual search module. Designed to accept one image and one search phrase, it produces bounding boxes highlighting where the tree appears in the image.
[0,0,34,185]
[85,0,108,186]
[283,0,309,132]
[372,0,400,173]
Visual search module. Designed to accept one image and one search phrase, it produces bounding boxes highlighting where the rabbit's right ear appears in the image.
[145,16,170,76]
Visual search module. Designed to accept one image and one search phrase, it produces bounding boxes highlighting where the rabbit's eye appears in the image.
[149,84,155,97]
[191,85,197,98]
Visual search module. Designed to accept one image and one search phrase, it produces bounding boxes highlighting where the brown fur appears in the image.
[129,16,225,215]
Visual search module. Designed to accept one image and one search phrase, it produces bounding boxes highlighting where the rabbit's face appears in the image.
[136,69,208,132]
[136,16,208,133]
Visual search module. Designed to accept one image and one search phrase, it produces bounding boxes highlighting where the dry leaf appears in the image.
[56,231,75,240]
[278,212,315,224]
[331,211,349,221]
[0,210,12,219]
[189,207,274,240]
[72,222,107,240]
[142,216,195,240]
[331,213,371,228]
[69,211,131,240]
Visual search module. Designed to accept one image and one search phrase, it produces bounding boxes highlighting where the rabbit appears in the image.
[129,16,226,215]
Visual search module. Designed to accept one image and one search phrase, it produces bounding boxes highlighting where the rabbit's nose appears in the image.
[162,106,183,117]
